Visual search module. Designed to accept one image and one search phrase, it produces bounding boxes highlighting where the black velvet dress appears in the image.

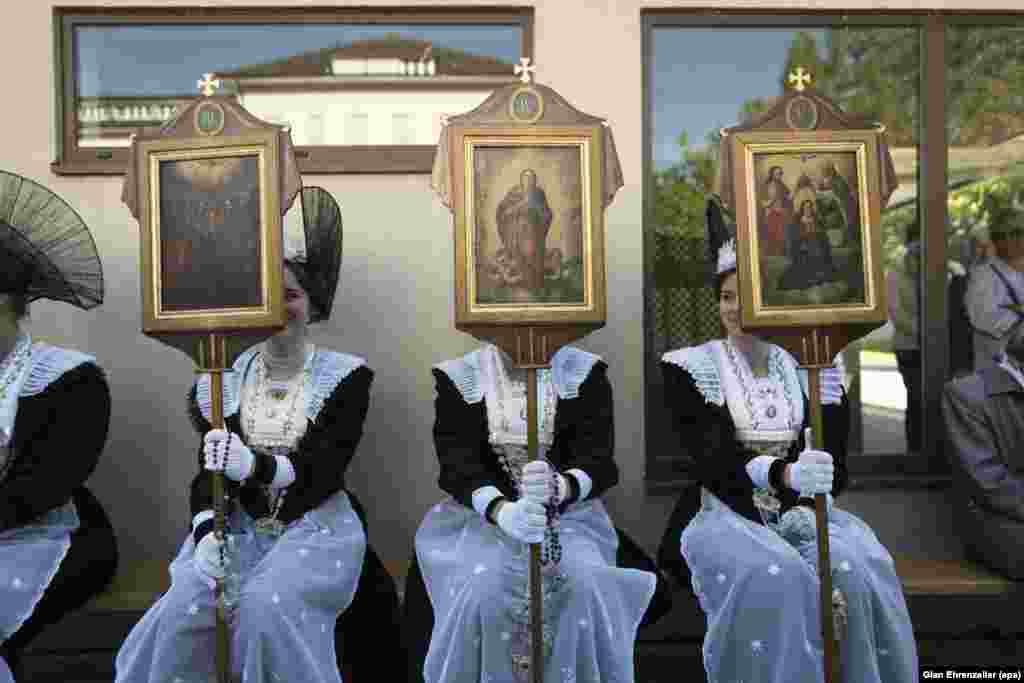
[404,352,672,682]
[0,353,118,678]
[184,356,405,682]
[656,355,849,588]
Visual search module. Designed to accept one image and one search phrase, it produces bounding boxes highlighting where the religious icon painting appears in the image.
[133,129,286,335]
[448,125,607,328]
[729,128,887,328]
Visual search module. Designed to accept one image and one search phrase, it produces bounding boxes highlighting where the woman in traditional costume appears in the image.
[0,170,118,682]
[656,197,917,683]
[403,339,664,683]
[115,187,403,683]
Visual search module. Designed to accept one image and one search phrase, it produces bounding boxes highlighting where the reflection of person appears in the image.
[495,169,553,292]
[887,223,922,454]
[405,345,659,683]
[115,190,404,683]
[949,224,996,377]
[159,157,262,310]
[0,172,117,683]
[942,337,1024,580]
[965,204,1024,371]
[778,191,839,291]
[656,199,918,683]
[760,166,791,256]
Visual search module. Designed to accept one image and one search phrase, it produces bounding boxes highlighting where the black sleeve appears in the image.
[432,368,499,509]
[278,365,373,522]
[660,361,758,502]
[0,363,111,531]
[558,361,619,502]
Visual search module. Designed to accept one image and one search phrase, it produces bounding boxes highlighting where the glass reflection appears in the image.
[73,23,522,147]
[649,24,920,458]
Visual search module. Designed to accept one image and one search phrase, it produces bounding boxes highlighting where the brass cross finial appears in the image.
[788,66,812,92]
[513,57,536,84]
[197,73,221,97]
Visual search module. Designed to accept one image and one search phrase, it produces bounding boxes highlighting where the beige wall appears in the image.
[2,0,1018,581]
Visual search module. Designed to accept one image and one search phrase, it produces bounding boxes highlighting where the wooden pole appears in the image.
[805,367,839,683]
[199,334,231,683]
[526,366,543,683]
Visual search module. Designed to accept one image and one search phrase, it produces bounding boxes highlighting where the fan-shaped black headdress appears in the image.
[286,186,342,323]
[0,171,104,308]
[705,194,737,282]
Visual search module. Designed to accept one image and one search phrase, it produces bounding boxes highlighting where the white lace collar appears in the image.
[714,339,802,448]
[0,333,33,448]
[479,345,556,447]
[195,345,366,426]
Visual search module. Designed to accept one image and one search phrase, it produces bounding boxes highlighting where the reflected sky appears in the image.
[76,24,522,98]
[652,28,827,170]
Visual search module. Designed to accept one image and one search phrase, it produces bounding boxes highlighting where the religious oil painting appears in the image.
[470,144,586,308]
[731,130,886,328]
[158,155,262,311]
[136,130,284,335]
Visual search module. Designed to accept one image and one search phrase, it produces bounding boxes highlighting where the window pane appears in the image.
[945,24,1024,379]
[648,23,921,474]
[73,22,522,148]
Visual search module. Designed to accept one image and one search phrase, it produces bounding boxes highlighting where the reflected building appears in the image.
[76,38,515,149]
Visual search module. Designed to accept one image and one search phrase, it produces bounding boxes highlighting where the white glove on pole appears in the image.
[194,532,227,581]
[203,429,254,482]
[787,428,835,496]
[521,460,568,505]
[496,498,546,544]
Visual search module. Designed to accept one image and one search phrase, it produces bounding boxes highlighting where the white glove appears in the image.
[520,460,568,505]
[203,429,254,482]
[194,531,227,580]
[495,498,546,544]
[787,449,835,496]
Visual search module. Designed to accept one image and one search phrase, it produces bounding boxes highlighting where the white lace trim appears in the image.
[479,345,556,446]
[717,340,804,434]
[20,345,95,397]
[550,347,600,400]
[435,345,600,405]
[434,350,484,404]
[662,343,723,406]
[796,353,846,405]
[196,347,365,424]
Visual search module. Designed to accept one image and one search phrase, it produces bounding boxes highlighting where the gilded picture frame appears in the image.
[449,125,606,328]
[730,128,886,328]
[135,129,285,335]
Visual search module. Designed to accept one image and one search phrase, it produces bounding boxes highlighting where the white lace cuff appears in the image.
[472,485,504,516]
[745,455,777,489]
[270,456,296,489]
[566,468,593,501]
[192,509,214,531]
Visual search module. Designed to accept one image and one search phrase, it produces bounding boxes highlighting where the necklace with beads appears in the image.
[242,349,312,537]
[723,338,797,430]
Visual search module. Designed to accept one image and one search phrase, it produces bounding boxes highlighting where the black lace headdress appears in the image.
[286,186,342,323]
[0,170,104,308]
[706,194,737,281]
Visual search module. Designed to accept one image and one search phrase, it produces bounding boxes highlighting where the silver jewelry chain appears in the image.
[243,353,309,533]
[723,339,797,431]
